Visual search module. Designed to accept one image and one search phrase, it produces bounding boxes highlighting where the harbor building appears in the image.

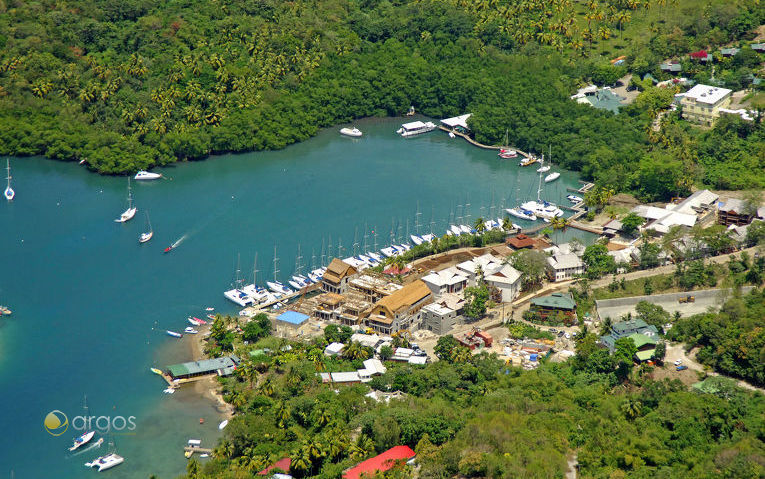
[679,84,732,126]
[364,280,433,335]
[322,258,358,294]
[166,355,240,381]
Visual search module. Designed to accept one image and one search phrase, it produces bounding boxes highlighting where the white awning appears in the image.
[440,114,472,129]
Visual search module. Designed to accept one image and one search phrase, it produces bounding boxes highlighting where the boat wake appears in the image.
[171,235,187,249]
[68,437,104,457]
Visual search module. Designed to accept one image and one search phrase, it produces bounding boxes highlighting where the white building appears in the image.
[420,266,469,296]
[422,303,459,335]
[484,264,522,302]
[324,342,345,356]
[547,253,585,282]
[680,84,733,126]
[456,254,505,286]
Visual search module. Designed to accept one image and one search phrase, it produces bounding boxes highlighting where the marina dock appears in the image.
[438,126,531,159]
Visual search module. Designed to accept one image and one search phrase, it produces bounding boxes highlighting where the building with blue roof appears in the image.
[276,310,309,328]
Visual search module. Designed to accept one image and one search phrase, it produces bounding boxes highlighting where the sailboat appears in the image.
[266,246,293,295]
[224,253,254,307]
[114,178,136,223]
[85,429,124,471]
[506,165,537,221]
[139,212,153,243]
[544,146,560,182]
[69,396,95,452]
[4,159,14,201]
[521,157,564,220]
[498,129,518,158]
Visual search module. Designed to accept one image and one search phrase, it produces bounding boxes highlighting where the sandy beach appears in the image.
[188,323,235,420]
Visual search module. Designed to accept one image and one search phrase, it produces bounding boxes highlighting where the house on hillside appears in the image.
[484,264,522,302]
[420,266,469,296]
[529,293,577,324]
[718,198,756,226]
[660,61,682,73]
[600,319,658,351]
[689,50,712,62]
[322,258,358,294]
[364,280,433,335]
[679,84,733,126]
[422,302,460,335]
[546,253,584,282]
[343,446,416,479]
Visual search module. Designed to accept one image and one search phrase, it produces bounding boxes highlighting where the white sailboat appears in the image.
[114,178,136,223]
[521,158,564,220]
[139,212,153,243]
[85,429,123,471]
[4,159,14,201]
[544,145,560,182]
[69,396,95,452]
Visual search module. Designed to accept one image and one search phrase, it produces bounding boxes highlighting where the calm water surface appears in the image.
[0,117,593,478]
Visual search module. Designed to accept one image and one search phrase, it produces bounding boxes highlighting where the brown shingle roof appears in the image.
[323,258,357,284]
[507,234,535,249]
[370,280,432,317]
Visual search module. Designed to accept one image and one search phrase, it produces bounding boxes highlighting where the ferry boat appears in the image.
[114,178,136,223]
[166,330,182,338]
[339,127,362,137]
[567,194,583,203]
[519,156,538,167]
[69,431,96,452]
[85,453,124,471]
[134,170,162,180]
[544,172,560,183]
[498,149,518,159]
[396,121,437,137]
[4,159,14,201]
[506,207,537,221]
[184,327,198,334]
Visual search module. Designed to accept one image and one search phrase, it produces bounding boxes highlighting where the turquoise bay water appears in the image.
[0,117,592,478]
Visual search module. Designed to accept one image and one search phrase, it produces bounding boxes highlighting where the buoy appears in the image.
[199,418,205,424]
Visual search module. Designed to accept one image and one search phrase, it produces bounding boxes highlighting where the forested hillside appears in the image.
[0,0,762,196]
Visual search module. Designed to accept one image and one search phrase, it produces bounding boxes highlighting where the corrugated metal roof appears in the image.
[167,356,239,377]
[531,292,576,310]
[277,310,309,325]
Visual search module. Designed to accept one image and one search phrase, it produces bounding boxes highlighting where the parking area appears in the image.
[595,287,755,320]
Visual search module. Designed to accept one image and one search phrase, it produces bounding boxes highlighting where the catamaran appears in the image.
[224,254,254,306]
[134,170,161,180]
[520,161,564,220]
[139,212,153,243]
[85,453,124,471]
[4,159,14,201]
[114,178,136,223]
[506,207,537,221]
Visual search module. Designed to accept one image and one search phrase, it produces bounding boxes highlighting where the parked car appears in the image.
[674,359,683,366]
[549,328,558,333]
[557,331,565,337]
[564,333,571,339]
[676,365,688,371]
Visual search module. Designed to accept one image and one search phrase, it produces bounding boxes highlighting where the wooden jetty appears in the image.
[438,126,531,159]
[184,445,213,456]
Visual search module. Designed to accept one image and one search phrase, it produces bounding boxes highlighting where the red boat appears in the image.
[193,316,206,324]
[206,314,216,321]
[163,245,173,253]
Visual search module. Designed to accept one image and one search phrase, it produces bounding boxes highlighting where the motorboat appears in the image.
[339,127,362,137]
[139,212,153,243]
[0,305,11,316]
[114,178,136,223]
[498,149,518,159]
[184,327,198,334]
[150,368,163,375]
[85,453,124,471]
[134,170,162,180]
[567,194,583,203]
[69,431,96,452]
[166,330,182,338]
[4,159,14,201]
[163,245,174,253]
[188,317,202,326]
[519,156,538,167]
[218,419,229,430]
[544,172,560,183]
[206,314,216,321]
[205,307,214,312]
[192,316,206,324]
[506,207,537,221]
[397,120,437,137]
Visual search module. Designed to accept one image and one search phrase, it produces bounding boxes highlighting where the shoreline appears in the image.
[187,323,235,420]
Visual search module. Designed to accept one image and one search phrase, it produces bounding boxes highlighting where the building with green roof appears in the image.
[600,319,659,352]
[529,293,577,325]
[166,355,240,380]
[628,333,658,362]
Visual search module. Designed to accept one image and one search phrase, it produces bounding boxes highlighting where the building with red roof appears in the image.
[343,445,416,479]
[689,50,711,61]
[506,233,535,249]
[257,457,291,476]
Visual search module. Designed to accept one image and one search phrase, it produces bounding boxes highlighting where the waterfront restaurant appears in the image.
[166,355,240,381]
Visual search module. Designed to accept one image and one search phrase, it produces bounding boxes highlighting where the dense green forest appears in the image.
[0,0,762,198]
[179,312,765,479]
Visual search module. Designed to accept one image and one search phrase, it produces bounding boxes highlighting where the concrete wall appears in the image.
[595,286,755,320]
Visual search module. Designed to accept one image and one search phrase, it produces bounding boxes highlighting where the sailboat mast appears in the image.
[295,244,303,276]
[415,202,422,235]
[273,246,279,282]
[537,154,544,202]
[127,177,133,209]
[363,224,369,253]
[253,253,259,286]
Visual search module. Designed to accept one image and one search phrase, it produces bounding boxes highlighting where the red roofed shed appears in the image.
[507,234,534,249]
[343,446,416,479]
[257,457,291,476]
[689,50,707,58]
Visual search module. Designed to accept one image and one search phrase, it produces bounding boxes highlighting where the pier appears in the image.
[184,446,213,456]
[438,126,531,159]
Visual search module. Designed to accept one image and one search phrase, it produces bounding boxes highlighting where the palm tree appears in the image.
[276,402,290,428]
[474,217,486,233]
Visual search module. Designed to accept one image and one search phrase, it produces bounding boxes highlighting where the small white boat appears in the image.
[218,419,229,430]
[498,149,518,159]
[115,178,136,223]
[205,307,214,312]
[537,165,550,173]
[134,170,162,180]
[448,131,456,138]
[288,280,303,290]
[459,225,472,234]
[450,225,462,236]
[397,121,437,137]
[4,159,14,201]
[188,317,201,326]
[166,330,182,338]
[420,234,435,243]
[544,172,560,183]
[567,194,583,203]
[69,431,96,452]
[410,234,424,245]
[340,127,362,137]
[519,156,538,167]
[85,453,124,471]
[163,388,175,394]
[139,212,153,243]
[184,327,198,334]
